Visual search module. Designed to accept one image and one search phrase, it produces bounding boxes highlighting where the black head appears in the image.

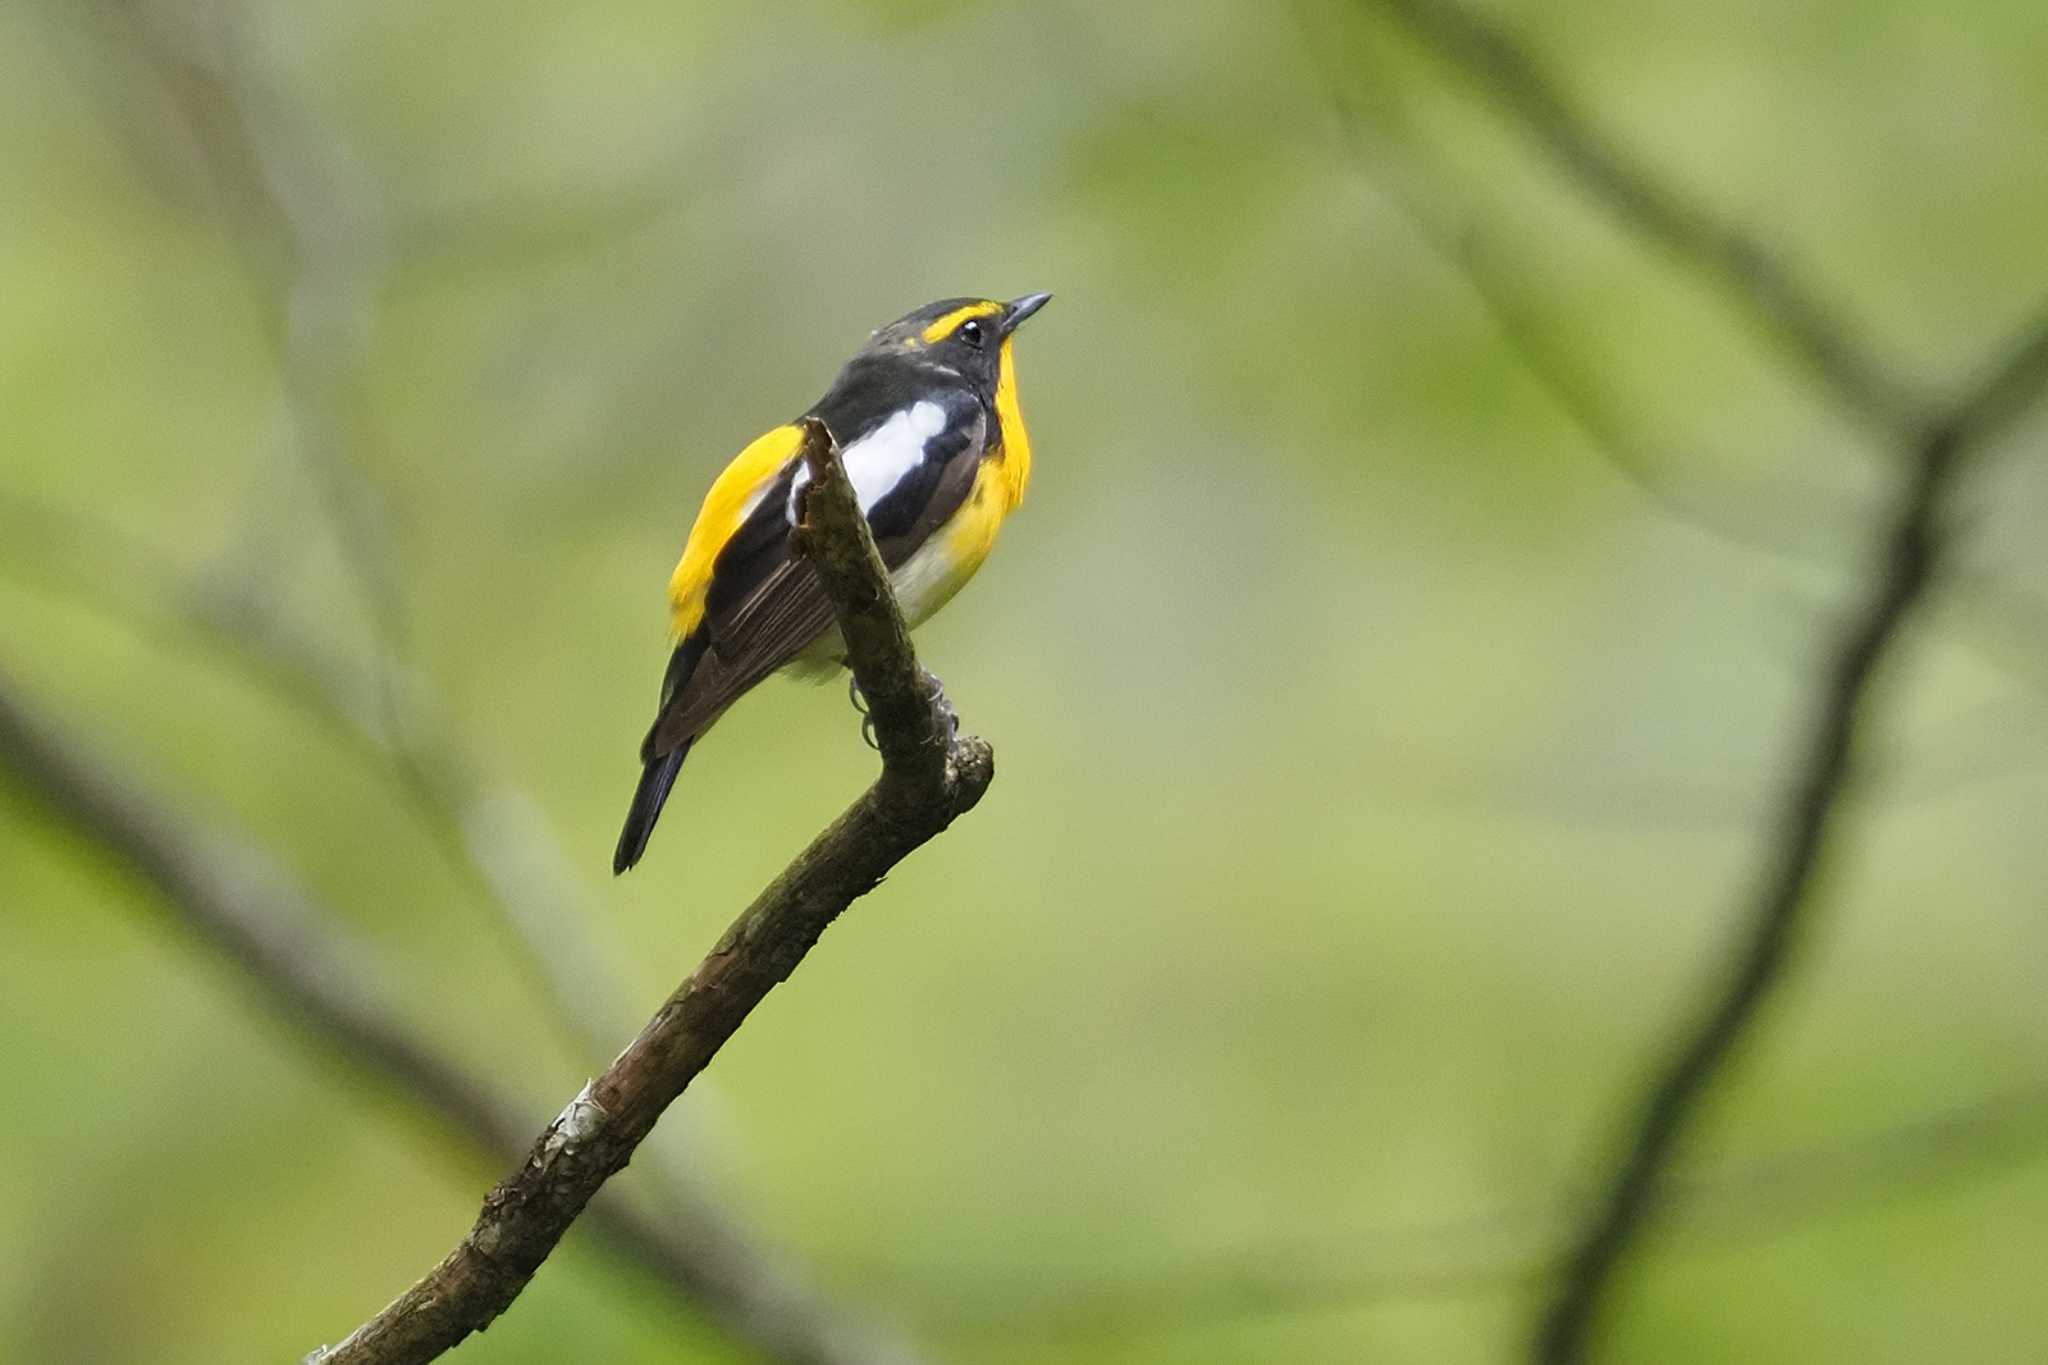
[860,293,1052,397]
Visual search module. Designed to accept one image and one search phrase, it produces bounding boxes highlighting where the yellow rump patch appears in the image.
[919,300,1003,345]
[667,423,806,640]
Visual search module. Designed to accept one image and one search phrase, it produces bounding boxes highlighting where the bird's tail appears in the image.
[613,740,691,875]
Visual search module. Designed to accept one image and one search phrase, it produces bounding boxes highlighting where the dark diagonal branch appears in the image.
[1366,0,1921,436]
[1301,4,2048,1351]
[1532,315,2048,1362]
[0,666,914,1365]
[0,681,922,1365]
[35,23,962,1362]
[306,419,994,1364]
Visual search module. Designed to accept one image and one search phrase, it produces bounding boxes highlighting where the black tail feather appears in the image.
[614,741,690,875]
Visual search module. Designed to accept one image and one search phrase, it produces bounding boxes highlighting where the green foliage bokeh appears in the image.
[3,1,2047,1361]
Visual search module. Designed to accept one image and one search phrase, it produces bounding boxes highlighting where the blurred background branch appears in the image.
[1297,0,2048,1357]
[1362,0,1923,437]
[0,492,653,1059]
[1297,0,1860,566]
[72,0,651,1062]
[1534,306,2048,1362]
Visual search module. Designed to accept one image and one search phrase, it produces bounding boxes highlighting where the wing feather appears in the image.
[643,393,986,756]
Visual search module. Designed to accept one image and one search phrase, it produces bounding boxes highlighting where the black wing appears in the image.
[643,392,985,757]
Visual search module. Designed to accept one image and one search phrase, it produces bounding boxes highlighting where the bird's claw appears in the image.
[850,670,956,749]
[848,676,880,751]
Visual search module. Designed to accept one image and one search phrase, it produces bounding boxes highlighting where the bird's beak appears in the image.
[1000,291,1052,336]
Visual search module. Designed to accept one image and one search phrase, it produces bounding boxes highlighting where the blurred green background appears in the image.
[4,0,2048,1361]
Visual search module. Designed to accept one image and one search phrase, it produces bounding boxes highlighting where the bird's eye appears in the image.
[959,318,986,349]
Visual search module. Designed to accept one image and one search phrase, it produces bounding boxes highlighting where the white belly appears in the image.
[788,457,1013,677]
[785,539,978,679]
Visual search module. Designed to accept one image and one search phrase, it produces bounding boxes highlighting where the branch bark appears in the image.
[30,21,961,1359]
[1531,317,2048,1362]
[0,660,931,1365]
[0,666,916,1365]
[304,418,993,1364]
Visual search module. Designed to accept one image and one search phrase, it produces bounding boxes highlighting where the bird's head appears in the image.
[865,292,1052,394]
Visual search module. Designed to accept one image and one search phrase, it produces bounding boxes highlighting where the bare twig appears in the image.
[0,665,915,1365]
[1399,231,1861,567]
[1364,0,1923,437]
[1289,15,1858,567]
[1532,315,2048,1361]
[305,419,993,1364]
[1297,1,2048,787]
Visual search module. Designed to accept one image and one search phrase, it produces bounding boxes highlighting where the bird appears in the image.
[613,292,1052,874]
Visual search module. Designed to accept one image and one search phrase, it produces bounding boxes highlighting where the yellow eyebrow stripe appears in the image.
[919,301,1002,345]
[667,423,806,639]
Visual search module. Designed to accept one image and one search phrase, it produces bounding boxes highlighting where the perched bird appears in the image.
[614,292,1052,874]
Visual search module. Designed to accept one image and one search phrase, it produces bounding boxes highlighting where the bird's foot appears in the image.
[920,668,960,740]
[850,671,957,748]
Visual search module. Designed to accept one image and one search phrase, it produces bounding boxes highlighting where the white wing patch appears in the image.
[786,400,947,522]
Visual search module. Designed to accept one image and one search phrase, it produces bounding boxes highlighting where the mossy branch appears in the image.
[306,418,993,1365]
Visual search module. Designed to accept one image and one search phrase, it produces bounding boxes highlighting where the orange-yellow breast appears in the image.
[894,337,1034,627]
